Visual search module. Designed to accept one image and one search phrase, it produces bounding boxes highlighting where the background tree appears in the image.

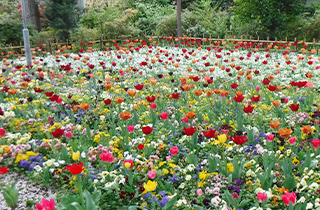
[233,0,307,39]
[25,0,42,31]
[44,0,82,41]
[177,0,182,38]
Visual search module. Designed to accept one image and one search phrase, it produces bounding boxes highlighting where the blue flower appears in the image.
[20,160,30,168]
[159,196,169,207]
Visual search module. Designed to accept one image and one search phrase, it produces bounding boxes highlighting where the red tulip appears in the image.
[183,127,197,136]
[123,160,133,169]
[99,152,114,163]
[146,95,156,103]
[170,146,179,155]
[51,128,65,138]
[312,139,320,149]
[172,93,181,99]
[160,112,168,120]
[289,104,299,111]
[0,128,6,137]
[0,166,9,174]
[232,135,248,145]
[137,144,144,150]
[230,83,239,89]
[250,95,261,102]
[202,129,218,139]
[243,105,254,114]
[134,84,144,90]
[45,91,54,97]
[66,162,84,175]
[233,95,244,103]
[262,78,271,85]
[281,192,296,206]
[104,99,112,105]
[142,126,153,135]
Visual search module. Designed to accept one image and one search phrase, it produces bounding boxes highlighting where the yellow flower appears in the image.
[72,151,80,161]
[227,163,234,172]
[292,157,300,165]
[218,134,227,144]
[143,180,157,193]
[15,153,29,163]
[162,169,169,175]
[198,181,205,187]
[199,170,208,180]
[26,151,38,156]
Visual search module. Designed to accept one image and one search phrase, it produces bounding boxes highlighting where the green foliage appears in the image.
[0,181,20,208]
[44,0,82,41]
[233,0,307,39]
[69,26,100,44]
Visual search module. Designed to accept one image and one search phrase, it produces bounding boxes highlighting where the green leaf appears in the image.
[83,190,97,210]
[60,147,70,163]
[163,198,177,210]
[283,175,297,191]
[208,157,217,173]
[194,205,205,210]
[128,206,143,210]
[67,202,83,210]
[2,190,15,207]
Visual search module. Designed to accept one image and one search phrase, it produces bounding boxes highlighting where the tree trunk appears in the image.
[25,0,42,32]
[177,0,182,39]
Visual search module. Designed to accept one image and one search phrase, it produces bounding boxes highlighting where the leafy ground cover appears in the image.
[1,39,320,209]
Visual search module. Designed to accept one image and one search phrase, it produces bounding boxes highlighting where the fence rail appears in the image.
[1,34,320,59]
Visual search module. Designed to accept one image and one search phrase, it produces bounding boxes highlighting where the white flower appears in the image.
[178,183,185,189]
[306,203,313,209]
[309,182,319,191]
[185,175,192,181]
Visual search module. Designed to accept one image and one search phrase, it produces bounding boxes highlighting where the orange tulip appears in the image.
[272,100,281,107]
[186,112,197,119]
[187,67,192,72]
[278,128,293,138]
[306,73,313,78]
[220,90,229,97]
[73,105,79,112]
[213,89,221,94]
[238,71,244,76]
[194,90,203,96]
[246,75,252,80]
[150,79,157,85]
[301,125,312,134]
[127,89,136,97]
[207,90,214,96]
[270,121,281,129]
[180,77,187,84]
[235,91,244,96]
[79,103,90,111]
[120,111,132,120]
[115,97,124,104]
[182,84,192,91]
[8,89,17,95]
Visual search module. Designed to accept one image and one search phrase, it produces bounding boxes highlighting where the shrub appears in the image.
[69,26,100,44]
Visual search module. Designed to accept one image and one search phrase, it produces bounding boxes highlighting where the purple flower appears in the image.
[159,196,169,207]
[20,160,30,168]
[235,180,244,186]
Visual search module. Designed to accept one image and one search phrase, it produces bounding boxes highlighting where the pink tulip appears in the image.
[127,125,135,133]
[0,128,6,137]
[100,152,114,163]
[281,192,296,205]
[150,103,157,110]
[147,170,156,179]
[266,134,274,142]
[56,97,62,104]
[312,139,320,149]
[196,189,203,196]
[112,61,116,67]
[170,146,179,156]
[65,131,73,139]
[256,86,260,92]
[181,117,188,123]
[160,112,168,120]
[36,198,55,210]
[257,192,267,202]
[289,137,296,145]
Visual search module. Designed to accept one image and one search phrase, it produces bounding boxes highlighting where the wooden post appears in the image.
[275,37,277,42]
[100,36,103,51]
[267,36,269,44]
[286,37,287,42]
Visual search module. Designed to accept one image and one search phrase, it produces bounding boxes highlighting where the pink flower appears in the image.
[222,129,228,134]
[36,198,55,210]
[257,192,267,202]
[150,103,157,110]
[112,61,116,67]
[289,137,296,145]
[281,192,296,205]
[127,125,135,133]
[0,128,6,137]
[232,192,239,199]
[56,97,62,104]
[181,117,188,123]
[276,71,280,74]
[266,134,274,141]
[147,170,156,179]
[170,146,179,156]
[312,139,320,149]
[160,112,168,120]
[65,131,73,139]
[255,86,260,92]
[100,152,114,163]
[196,189,203,196]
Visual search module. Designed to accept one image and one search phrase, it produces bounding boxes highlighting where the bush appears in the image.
[69,26,100,44]
[230,15,262,39]
[31,27,57,46]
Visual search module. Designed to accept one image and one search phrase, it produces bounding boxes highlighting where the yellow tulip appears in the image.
[143,180,158,193]
[218,134,227,144]
[72,151,80,161]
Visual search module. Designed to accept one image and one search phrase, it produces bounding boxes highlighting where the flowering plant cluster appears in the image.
[1,38,320,209]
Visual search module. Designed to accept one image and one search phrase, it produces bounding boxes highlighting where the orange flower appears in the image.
[115,97,124,104]
[270,121,281,129]
[268,75,275,80]
[276,86,282,91]
[207,90,214,96]
[220,90,229,97]
[235,91,244,96]
[238,71,244,76]
[120,111,132,120]
[272,100,281,107]
[194,90,203,96]
[8,89,17,95]
[79,103,90,111]
[181,84,192,91]
[105,84,112,89]
[306,73,313,78]
[186,112,197,119]
[278,128,293,138]
[213,89,221,94]
[127,89,136,97]
[150,79,157,85]
[246,75,252,80]
[180,77,187,83]
[73,105,79,112]
[301,125,312,134]
[209,67,215,72]
[187,67,192,72]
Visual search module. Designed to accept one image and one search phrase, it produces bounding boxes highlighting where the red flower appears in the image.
[230,83,239,89]
[267,85,277,91]
[289,104,299,111]
[0,166,9,174]
[281,192,296,206]
[51,128,65,138]
[262,60,268,65]
[146,95,156,103]
[312,139,320,149]
[262,78,271,85]
[233,95,244,103]
[250,95,261,103]
[202,129,218,139]
[172,93,181,99]
[142,126,153,135]
[104,99,112,105]
[170,146,179,155]
[134,84,144,90]
[192,76,200,82]
[296,81,307,88]
[123,160,133,169]
[290,81,297,87]
[243,105,254,114]
[232,135,248,145]
[45,92,54,97]
[137,144,144,150]
[49,95,59,102]
[183,127,197,136]
[66,162,84,175]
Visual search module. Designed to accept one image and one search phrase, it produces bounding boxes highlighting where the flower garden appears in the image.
[1,38,320,209]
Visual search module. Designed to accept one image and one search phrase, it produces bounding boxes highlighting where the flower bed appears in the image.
[1,40,320,209]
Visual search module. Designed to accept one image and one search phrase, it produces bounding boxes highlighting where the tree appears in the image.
[44,0,81,41]
[177,0,182,38]
[233,0,306,39]
[24,0,42,31]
